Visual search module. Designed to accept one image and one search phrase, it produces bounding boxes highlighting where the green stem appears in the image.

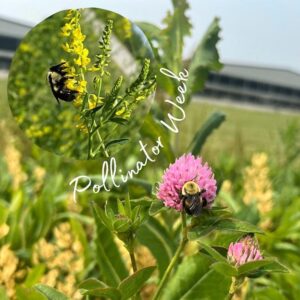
[87,131,92,160]
[94,120,109,158]
[153,212,188,300]
[129,249,138,273]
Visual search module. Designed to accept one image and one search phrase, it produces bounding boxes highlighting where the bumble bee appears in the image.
[47,62,78,104]
[181,181,207,216]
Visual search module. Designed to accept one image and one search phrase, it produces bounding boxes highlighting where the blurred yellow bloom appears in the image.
[76,122,88,134]
[221,180,232,194]
[19,87,27,96]
[19,43,32,52]
[243,152,273,228]
[0,245,20,299]
[34,222,84,299]
[0,224,9,239]
[61,23,73,37]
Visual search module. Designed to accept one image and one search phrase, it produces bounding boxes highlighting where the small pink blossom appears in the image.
[157,154,217,211]
[227,236,263,266]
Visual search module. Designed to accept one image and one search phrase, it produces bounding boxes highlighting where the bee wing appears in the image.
[191,202,202,216]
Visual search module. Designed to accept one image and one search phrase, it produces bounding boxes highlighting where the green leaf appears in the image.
[188,112,226,155]
[119,266,156,300]
[188,208,231,239]
[260,259,289,274]
[124,195,132,218]
[211,261,238,277]
[136,22,165,62]
[105,138,129,149]
[54,212,93,225]
[128,178,153,198]
[161,253,231,300]
[110,117,129,125]
[0,202,8,224]
[186,17,222,102]
[16,286,46,300]
[198,242,228,263]
[24,264,46,287]
[215,218,264,234]
[78,278,107,290]
[250,286,287,300]
[149,200,166,216]
[34,284,68,300]
[136,217,176,277]
[91,201,113,231]
[162,0,192,72]
[113,218,131,233]
[91,202,129,286]
[140,114,175,163]
[117,199,126,216]
[189,214,263,239]
[83,287,121,300]
[237,259,276,276]
[0,286,9,300]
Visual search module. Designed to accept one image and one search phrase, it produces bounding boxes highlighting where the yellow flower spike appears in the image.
[0,224,9,239]
[61,23,73,37]
[72,27,86,42]
[62,42,72,53]
[72,42,84,53]
[116,106,126,116]
[88,95,97,110]
[88,66,101,72]
[64,9,75,20]
[66,78,77,90]
[73,97,83,108]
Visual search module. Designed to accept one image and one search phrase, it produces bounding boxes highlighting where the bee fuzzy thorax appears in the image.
[181,181,201,196]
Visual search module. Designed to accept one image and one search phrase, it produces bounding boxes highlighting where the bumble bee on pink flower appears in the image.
[157,154,217,216]
[227,236,263,266]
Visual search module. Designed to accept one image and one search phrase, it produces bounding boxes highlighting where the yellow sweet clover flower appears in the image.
[88,94,97,109]
[0,244,22,299]
[4,141,27,190]
[33,222,84,300]
[0,224,9,239]
[115,101,131,119]
[243,152,273,228]
[76,122,88,134]
[61,22,73,37]
[61,10,91,70]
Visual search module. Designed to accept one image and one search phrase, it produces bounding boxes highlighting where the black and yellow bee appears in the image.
[181,181,207,216]
[47,62,78,104]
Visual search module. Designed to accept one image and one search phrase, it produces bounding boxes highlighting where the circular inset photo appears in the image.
[8,8,156,160]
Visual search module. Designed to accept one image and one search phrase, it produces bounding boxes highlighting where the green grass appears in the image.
[1,76,299,164]
[177,99,300,162]
[0,78,9,119]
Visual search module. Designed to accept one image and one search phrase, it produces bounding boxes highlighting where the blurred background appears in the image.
[1,0,300,161]
[0,1,300,299]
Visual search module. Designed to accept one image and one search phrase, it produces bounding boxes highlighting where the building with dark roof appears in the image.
[202,64,300,110]
[0,16,31,69]
[0,16,300,110]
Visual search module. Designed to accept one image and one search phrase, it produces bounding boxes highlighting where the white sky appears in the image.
[1,0,300,73]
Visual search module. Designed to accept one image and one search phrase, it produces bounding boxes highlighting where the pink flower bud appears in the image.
[227,236,263,266]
